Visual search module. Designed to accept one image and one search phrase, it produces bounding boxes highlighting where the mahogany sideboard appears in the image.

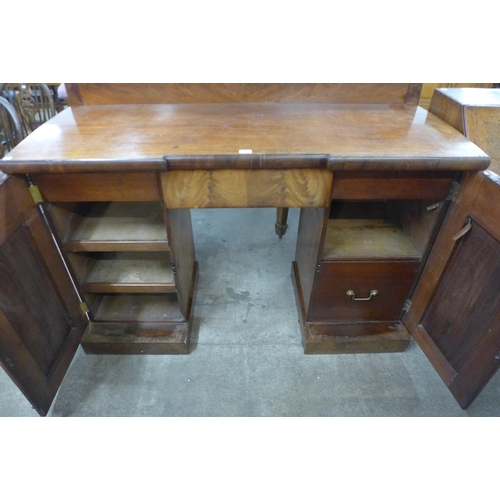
[0,84,493,415]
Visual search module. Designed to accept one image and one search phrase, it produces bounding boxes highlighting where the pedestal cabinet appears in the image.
[32,172,197,355]
[293,172,456,354]
[0,172,197,415]
[294,88,500,409]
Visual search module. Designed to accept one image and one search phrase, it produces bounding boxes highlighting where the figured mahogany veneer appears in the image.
[160,168,334,209]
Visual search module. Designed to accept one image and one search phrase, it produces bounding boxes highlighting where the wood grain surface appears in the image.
[465,106,500,176]
[292,262,411,354]
[66,83,421,106]
[322,219,421,260]
[421,221,500,373]
[161,169,334,208]
[2,104,489,173]
[308,260,420,322]
[62,202,168,252]
[0,175,33,245]
[430,88,500,174]
[0,175,88,415]
[81,321,190,355]
[330,171,455,200]
[32,173,160,202]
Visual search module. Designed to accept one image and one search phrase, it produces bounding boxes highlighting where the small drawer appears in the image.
[32,173,160,202]
[330,171,455,200]
[308,260,420,322]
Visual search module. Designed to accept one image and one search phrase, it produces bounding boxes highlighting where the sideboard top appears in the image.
[2,102,490,174]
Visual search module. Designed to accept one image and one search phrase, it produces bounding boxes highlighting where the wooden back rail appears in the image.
[66,83,423,106]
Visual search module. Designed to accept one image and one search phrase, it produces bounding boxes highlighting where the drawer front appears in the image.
[32,173,161,202]
[330,171,455,200]
[160,169,333,209]
[309,261,420,322]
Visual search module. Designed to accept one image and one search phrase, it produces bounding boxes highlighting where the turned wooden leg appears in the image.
[275,207,289,238]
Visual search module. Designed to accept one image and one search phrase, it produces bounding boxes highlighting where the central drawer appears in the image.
[308,261,420,322]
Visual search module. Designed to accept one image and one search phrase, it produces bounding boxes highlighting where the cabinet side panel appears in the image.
[0,176,33,245]
[428,89,466,134]
[465,107,500,176]
[294,208,328,311]
[165,209,196,319]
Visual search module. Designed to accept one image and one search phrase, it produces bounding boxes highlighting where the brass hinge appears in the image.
[80,302,90,315]
[403,299,412,313]
[446,181,461,202]
[28,185,43,204]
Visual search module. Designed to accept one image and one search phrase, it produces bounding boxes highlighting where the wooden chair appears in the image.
[0,83,56,137]
[0,95,23,158]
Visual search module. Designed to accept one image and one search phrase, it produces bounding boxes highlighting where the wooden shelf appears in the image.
[92,294,184,322]
[322,219,421,261]
[82,252,176,293]
[64,202,168,252]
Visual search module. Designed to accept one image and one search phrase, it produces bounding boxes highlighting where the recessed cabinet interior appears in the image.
[40,181,198,357]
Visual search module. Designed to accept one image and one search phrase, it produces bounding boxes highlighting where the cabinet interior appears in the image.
[323,200,445,261]
[49,202,169,252]
[47,201,183,324]
[90,293,184,323]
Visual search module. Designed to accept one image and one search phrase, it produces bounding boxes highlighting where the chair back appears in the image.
[0,83,56,136]
[0,95,23,158]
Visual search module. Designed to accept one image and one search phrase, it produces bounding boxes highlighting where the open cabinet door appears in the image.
[403,170,500,409]
[0,175,89,416]
[404,89,500,409]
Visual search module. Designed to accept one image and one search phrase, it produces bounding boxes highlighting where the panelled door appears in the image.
[403,171,500,409]
[0,176,88,416]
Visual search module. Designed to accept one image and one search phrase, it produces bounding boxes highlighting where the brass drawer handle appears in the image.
[346,289,378,301]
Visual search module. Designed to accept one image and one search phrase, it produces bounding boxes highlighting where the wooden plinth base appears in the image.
[81,321,191,354]
[292,261,411,354]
